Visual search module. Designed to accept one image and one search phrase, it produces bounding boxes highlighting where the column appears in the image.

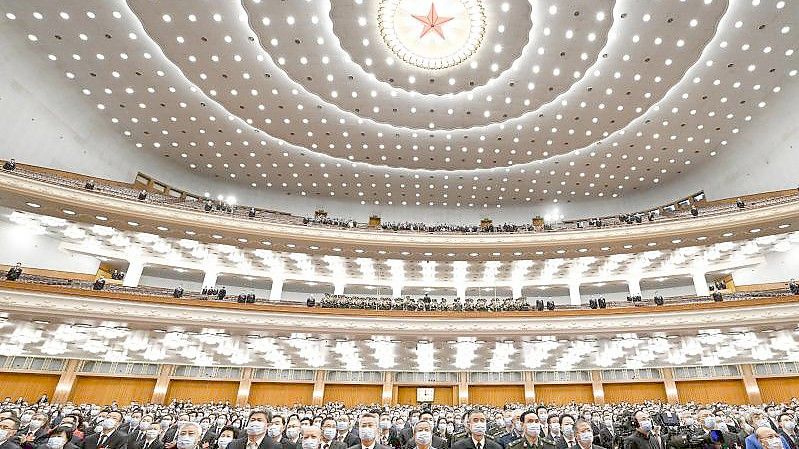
[312,370,325,406]
[512,284,523,299]
[456,285,467,299]
[333,282,345,296]
[661,368,679,404]
[52,359,80,403]
[392,284,403,298]
[151,364,174,404]
[591,371,605,404]
[569,282,582,306]
[123,260,145,287]
[202,270,218,288]
[627,277,642,297]
[458,372,469,405]
[740,364,763,405]
[692,269,710,297]
[236,368,253,406]
[269,278,284,301]
[382,372,394,405]
[523,371,536,404]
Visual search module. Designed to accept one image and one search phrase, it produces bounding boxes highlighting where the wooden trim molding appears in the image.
[1,283,798,337]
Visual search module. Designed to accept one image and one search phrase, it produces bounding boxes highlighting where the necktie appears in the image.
[477,442,482,449]
[323,444,329,449]
[248,441,258,449]
[99,435,108,448]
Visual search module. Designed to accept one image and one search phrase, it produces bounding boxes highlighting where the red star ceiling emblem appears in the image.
[412,2,454,39]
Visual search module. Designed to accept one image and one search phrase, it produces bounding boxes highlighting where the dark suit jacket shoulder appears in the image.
[326,442,348,449]
[623,432,660,449]
[452,438,503,449]
[82,430,129,449]
[134,440,165,449]
[346,444,392,449]
[228,437,282,449]
[2,441,23,449]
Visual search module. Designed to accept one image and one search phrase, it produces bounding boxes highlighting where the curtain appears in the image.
[166,380,239,403]
[70,376,156,404]
[604,382,667,403]
[676,380,747,404]
[535,384,594,404]
[323,384,382,406]
[0,373,59,402]
[249,382,314,406]
[469,385,525,406]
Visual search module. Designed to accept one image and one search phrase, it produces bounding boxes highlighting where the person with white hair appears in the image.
[175,422,202,449]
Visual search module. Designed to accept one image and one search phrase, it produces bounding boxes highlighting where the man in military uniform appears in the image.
[497,410,524,449]
[507,411,556,449]
[488,412,509,441]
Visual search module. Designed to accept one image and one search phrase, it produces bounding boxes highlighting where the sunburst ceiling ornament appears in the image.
[378,0,486,70]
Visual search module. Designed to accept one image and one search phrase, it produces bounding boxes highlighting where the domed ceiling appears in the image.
[1,0,796,211]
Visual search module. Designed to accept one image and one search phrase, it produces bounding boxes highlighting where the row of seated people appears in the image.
[302,216,358,229]
[2,266,795,312]
[314,294,583,312]
[7,160,798,236]
[2,395,799,449]
[378,222,537,233]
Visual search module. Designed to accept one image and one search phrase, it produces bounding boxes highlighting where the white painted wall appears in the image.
[0,221,100,274]
[731,249,799,285]
[2,24,798,225]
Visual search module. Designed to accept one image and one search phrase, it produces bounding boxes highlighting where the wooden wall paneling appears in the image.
[165,380,239,404]
[0,372,59,402]
[757,377,799,403]
[469,385,525,406]
[535,384,594,404]
[603,382,667,403]
[395,386,456,405]
[69,376,156,405]
[676,380,748,404]
[323,384,382,406]
[248,382,314,406]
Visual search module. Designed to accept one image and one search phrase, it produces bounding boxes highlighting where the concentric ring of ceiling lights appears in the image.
[2,0,796,210]
[377,0,486,70]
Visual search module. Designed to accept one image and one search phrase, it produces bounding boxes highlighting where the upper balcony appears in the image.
[1,162,798,262]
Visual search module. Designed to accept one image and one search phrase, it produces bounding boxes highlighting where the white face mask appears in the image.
[525,423,541,437]
[146,430,160,440]
[579,432,594,443]
[471,422,487,436]
[176,435,197,449]
[766,437,783,449]
[247,421,266,436]
[217,438,233,449]
[29,420,44,430]
[302,438,320,449]
[323,428,337,440]
[47,437,66,449]
[415,431,432,446]
[0,429,9,443]
[102,418,117,430]
[267,425,282,438]
[286,428,300,440]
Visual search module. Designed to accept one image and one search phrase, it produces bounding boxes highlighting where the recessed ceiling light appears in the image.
[95,215,107,221]
[25,202,40,208]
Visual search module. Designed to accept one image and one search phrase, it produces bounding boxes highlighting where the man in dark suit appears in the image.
[696,409,740,449]
[320,418,347,449]
[347,413,391,449]
[572,421,606,449]
[404,413,444,449]
[137,423,164,449]
[17,412,49,449]
[335,417,358,448]
[451,410,502,449]
[400,413,423,449]
[81,410,128,449]
[163,415,191,448]
[622,411,660,449]
[227,411,281,449]
[555,416,577,449]
[0,416,22,449]
[774,414,798,449]
[128,416,155,448]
